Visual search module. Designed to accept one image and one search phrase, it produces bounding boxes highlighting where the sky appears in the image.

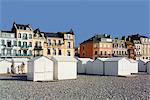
[0,0,150,46]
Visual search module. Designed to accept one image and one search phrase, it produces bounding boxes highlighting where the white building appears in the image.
[0,30,17,58]
[92,58,108,75]
[104,57,137,76]
[0,59,12,74]
[86,60,94,74]
[52,56,77,80]
[77,58,93,74]
[12,22,33,57]
[137,59,149,72]
[133,40,142,60]
[146,61,150,74]
[27,56,54,81]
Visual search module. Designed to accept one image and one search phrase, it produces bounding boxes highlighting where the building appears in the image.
[126,41,136,60]
[45,29,75,58]
[112,38,128,57]
[80,34,113,59]
[140,36,150,60]
[0,30,17,58]
[12,22,33,57]
[74,47,80,57]
[32,28,47,56]
[127,34,150,60]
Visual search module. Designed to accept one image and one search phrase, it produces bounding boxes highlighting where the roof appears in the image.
[105,57,126,62]
[128,59,138,63]
[81,34,111,44]
[28,56,51,62]
[77,58,93,62]
[96,58,109,61]
[13,22,33,30]
[1,30,14,33]
[137,59,149,63]
[52,56,77,62]
[44,32,64,38]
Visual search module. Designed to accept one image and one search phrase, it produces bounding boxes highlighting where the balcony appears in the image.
[16,54,32,56]
[34,46,43,50]
[21,45,29,49]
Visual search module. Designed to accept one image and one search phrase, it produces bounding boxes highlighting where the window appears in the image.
[29,50,32,55]
[107,44,110,48]
[53,40,56,46]
[39,42,41,46]
[7,49,11,55]
[1,40,5,46]
[18,33,21,38]
[29,34,32,39]
[14,41,17,46]
[23,33,27,39]
[53,48,56,55]
[100,44,102,48]
[108,51,110,55]
[58,40,61,45]
[35,41,38,47]
[23,42,27,47]
[29,42,32,47]
[18,50,21,54]
[48,49,51,55]
[95,51,97,55]
[67,50,71,56]
[58,49,62,55]
[100,51,103,55]
[104,51,107,55]
[68,42,71,48]
[18,41,21,47]
[83,53,85,56]
[104,44,106,48]
[13,50,17,55]
[48,39,51,46]
[119,51,121,55]
[7,40,11,47]
[1,49,5,55]
[83,46,85,50]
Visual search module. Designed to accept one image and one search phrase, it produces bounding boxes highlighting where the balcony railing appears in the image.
[34,46,43,50]
[16,54,32,56]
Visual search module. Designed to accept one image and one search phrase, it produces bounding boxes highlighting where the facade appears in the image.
[140,37,150,60]
[45,29,75,58]
[12,22,33,57]
[0,30,17,58]
[112,39,128,57]
[127,34,150,60]
[126,41,136,60]
[80,34,113,59]
[32,29,47,56]
[27,56,54,81]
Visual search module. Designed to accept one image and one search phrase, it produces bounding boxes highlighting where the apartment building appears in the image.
[112,38,128,57]
[45,29,75,58]
[12,22,33,57]
[32,28,47,56]
[0,30,17,58]
[80,34,112,59]
[127,34,150,60]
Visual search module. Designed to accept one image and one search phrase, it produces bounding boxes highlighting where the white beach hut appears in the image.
[128,59,138,74]
[52,56,77,80]
[137,59,149,72]
[77,58,93,74]
[146,61,150,74]
[92,58,109,75]
[0,59,12,74]
[86,59,94,74]
[104,57,133,76]
[12,58,29,74]
[27,56,54,81]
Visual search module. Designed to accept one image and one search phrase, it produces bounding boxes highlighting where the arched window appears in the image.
[18,33,21,38]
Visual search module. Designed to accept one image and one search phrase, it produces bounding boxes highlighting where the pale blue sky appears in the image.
[0,0,149,46]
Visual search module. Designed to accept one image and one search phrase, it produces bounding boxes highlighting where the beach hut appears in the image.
[52,56,77,80]
[137,59,149,72]
[146,61,150,74]
[0,59,12,74]
[104,57,133,76]
[77,58,92,74]
[7,58,29,74]
[86,59,94,74]
[27,56,53,81]
[128,59,138,74]
[92,58,109,75]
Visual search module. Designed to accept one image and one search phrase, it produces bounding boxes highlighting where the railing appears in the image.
[16,54,32,56]
[34,46,43,50]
